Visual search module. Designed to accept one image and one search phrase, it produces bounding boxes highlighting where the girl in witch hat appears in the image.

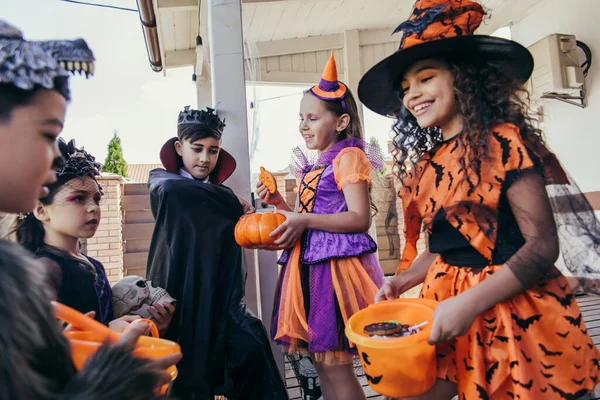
[256,53,385,400]
[361,0,600,399]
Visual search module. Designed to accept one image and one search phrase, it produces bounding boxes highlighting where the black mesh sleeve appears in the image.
[504,169,560,287]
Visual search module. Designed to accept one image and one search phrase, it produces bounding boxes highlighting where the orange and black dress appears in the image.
[399,123,600,399]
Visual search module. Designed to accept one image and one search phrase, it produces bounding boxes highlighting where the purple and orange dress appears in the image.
[271,138,385,365]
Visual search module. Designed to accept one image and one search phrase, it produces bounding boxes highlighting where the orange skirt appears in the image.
[420,257,600,399]
[272,242,383,365]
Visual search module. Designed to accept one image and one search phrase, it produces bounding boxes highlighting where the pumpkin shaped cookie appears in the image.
[259,166,277,194]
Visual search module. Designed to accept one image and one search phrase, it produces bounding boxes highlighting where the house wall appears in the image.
[511,0,600,193]
[510,0,600,283]
[85,174,124,285]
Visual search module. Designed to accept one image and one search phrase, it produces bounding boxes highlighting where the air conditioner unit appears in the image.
[527,33,585,101]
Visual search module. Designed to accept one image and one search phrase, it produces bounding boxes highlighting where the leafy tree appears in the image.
[102,131,128,177]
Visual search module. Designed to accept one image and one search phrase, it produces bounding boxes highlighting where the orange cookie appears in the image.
[259,166,277,194]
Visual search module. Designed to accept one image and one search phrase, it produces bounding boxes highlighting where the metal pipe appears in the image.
[136,0,162,72]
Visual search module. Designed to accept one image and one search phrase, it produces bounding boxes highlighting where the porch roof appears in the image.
[138,0,546,82]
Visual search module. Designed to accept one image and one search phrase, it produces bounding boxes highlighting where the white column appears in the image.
[344,30,379,253]
[196,0,212,108]
[196,78,212,108]
[207,0,251,199]
[206,0,285,378]
[343,29,364,125]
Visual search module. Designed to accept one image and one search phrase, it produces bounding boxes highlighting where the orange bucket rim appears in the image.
[345,298,438,349]
[65,330,181,349]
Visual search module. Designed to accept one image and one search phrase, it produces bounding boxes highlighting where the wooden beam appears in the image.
[121,195,150,212]
[195,0,210,79]
[246,34,343,59]
[245,28,397,60]
[344,30,364,117]
[157,0,198,11]
[123,252,149,269]
[359,28,397,46]
[249,70,344,85]
[122,224,155,241]
[165,49,196,68]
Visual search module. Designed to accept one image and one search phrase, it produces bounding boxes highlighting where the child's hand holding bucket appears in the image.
[54,302,182,395]
[109,314,141,333]
[428,292,478,345]
[375,271,422,303]
[118,318,182,388]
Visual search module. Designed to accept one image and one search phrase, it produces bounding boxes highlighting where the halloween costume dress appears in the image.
[37,245,113,325]
[358,1,600,398]
[272,56,385,364]
[272,134,386,364]
[401,124,600,398]
[146,107,288,400]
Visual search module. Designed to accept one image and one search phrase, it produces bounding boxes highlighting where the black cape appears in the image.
[146,169,288,399]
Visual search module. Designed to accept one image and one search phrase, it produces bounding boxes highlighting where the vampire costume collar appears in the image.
[159,137,236,186]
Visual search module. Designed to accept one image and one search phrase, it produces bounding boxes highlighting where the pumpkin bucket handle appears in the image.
[53,301,119,342]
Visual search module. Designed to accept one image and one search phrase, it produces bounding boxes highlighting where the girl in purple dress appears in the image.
[256,54,385,400]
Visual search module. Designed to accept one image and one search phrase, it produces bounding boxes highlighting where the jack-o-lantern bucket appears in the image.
[234,211,286,248]
[345,298,438,398]
[54,302,179,395]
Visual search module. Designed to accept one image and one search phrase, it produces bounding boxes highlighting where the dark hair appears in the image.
[305,89,364,140]
[0,240,75,398]
[0,77,71,123]
[391,57,544,187]
[177,123,222,144]
[0,243,160,400]
[14,175,72,253]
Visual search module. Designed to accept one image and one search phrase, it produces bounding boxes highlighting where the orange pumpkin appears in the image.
[259,166,277,194]
[234,212,286,248]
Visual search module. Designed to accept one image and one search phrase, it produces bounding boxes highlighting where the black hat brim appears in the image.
[358,35,534,118]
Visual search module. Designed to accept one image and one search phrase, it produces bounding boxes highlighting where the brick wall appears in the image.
[85,174,124,284]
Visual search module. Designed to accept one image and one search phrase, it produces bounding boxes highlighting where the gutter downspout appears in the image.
[137,0,162,72]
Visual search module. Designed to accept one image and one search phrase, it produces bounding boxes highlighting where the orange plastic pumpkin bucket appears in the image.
[345,298,438,398]
[54,302,180,395]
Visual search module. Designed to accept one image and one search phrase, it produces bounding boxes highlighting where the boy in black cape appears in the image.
[146,106,288,400]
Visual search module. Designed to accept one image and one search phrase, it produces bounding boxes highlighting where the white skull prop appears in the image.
[112,275,176,321]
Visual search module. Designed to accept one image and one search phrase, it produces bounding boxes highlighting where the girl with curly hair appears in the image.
[358,0,600,399]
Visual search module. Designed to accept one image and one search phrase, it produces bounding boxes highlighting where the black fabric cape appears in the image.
[146,169,288,399]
